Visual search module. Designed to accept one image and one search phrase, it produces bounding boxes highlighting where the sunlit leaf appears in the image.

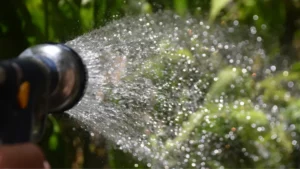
[291,62,300,72]
[174,0,188,16]
[209,0,231,22]
[80,1,94,31]
[141,2,152,14]
[49,134,58,150]
[49,115,60,133]
[206,66,240,102]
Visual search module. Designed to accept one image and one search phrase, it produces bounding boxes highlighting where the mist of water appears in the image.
[65,11,289,168]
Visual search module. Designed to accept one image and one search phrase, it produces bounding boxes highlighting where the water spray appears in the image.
[0,43,87,144]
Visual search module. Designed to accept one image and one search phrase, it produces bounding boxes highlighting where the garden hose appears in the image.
[0,43,87,144]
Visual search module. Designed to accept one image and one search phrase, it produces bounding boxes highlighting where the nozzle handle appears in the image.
[0,58,48,144]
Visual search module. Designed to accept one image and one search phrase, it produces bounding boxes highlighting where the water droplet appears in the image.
[257,36,262,42]
[288,81,294,88]
[253,15,259,20]
[261,24,267,30]
[270,65,276,71]
[233,20,239,26]
[250,26,257,34]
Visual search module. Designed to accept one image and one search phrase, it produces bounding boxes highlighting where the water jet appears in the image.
[65,12,288,168]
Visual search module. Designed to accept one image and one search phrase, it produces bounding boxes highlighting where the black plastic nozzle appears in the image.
[0,43,87,144]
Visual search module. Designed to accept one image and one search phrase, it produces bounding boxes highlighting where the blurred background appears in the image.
[0,0,300,168]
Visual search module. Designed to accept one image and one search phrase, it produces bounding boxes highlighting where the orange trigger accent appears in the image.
[17,81,30,109]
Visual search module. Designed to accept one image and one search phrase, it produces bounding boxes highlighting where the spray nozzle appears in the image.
[0,43,87,144]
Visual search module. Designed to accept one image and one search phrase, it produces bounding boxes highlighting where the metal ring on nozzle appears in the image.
[18,43,87,113]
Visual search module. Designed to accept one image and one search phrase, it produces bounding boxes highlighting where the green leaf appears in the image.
[141,2,152,14]
[80,2,94,31]
[0,23,8,34]
[49,134,58,150]
[142,58,164,79]
[205,66,240,102]
[174,0,188,16]
[291,62,300,72]
[48,115,60,133]
[209,0,231,22]
[231,108,268,126]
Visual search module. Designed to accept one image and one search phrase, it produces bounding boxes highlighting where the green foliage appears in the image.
[174,0,188,16]
[1,0,299,60]
[1,0,300,168]
[209,0,231,22]
[163,97,293,168]
[257,71,300,106]
[206,67,246,102]
[108,145,148,169]
[48,115,60,150]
